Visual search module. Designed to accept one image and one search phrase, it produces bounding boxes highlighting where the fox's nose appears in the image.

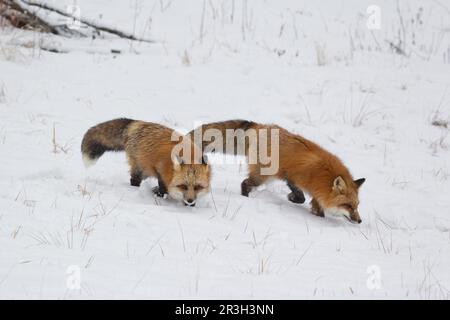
[184,199,196,207]
[357,218,362,224]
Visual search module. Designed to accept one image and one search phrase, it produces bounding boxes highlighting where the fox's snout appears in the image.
[345,209,362,224]
[351,212,362,224]
[352,217,362,224]
[184,198,196,207]
[324,206,362,224]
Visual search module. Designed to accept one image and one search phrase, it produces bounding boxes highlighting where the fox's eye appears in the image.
[177,184,188,191]
[194,185,204,191]
[342,204,354,212]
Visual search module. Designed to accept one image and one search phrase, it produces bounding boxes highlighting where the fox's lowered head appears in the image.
[321,176,365,224]
[168,155,211,207]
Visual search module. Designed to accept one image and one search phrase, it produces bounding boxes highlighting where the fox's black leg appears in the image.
[130,170,143,187]
[286,180,305,204]
[241,165,271,197]
[241,177,265,197]
[152,174,168,197]
[241,178,255,197]
[128,155,143,187]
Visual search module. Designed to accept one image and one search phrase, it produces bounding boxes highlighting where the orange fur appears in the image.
[82,118,211,205]
[193,120,365,222]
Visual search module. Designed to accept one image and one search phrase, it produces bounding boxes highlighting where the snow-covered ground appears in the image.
[0,0,449,299]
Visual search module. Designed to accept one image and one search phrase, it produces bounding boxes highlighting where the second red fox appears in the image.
[190,120,366,223]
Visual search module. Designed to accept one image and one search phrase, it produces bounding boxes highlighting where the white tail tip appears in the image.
[83,154,98,168]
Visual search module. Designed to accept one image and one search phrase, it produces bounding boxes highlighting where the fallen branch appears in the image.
[0,0,58,34]
[19,0,155,43]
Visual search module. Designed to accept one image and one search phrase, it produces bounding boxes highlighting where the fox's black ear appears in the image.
[354,178,366,188]
[202,154,208,165]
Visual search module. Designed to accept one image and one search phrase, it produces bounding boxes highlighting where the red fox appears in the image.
[190,120,365,223]
[81,118,211,206]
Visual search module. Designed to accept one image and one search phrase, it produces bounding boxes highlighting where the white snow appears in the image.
[0,0,449,299]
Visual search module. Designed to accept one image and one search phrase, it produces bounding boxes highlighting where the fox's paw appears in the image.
[288,192,305,204]
[241,179,253,197]
[130,177,142,187]
[152,186,167,198]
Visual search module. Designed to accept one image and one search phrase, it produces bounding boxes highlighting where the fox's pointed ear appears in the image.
[332,176,347,193]
[354,178,366,188]
[173,155,184,171]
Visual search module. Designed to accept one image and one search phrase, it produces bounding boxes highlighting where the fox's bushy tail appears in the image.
[81,118,134,167]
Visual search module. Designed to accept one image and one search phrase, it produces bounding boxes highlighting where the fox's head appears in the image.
[168,155,211,207]
[321,176,365,224]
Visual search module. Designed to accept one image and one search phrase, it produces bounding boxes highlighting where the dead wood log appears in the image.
[20,0,154,43]
[1,0,155,43]
[0,0,58,34]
